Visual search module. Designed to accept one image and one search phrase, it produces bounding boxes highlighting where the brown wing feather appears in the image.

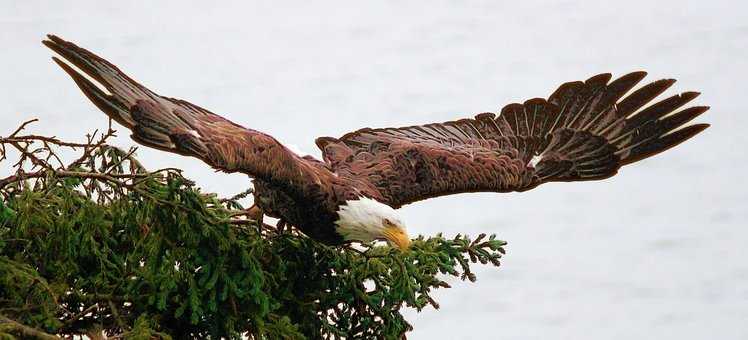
[319,72,709,207]
[44,35,324,190]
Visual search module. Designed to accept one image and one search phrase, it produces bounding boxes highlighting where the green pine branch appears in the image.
[0,120,507,339]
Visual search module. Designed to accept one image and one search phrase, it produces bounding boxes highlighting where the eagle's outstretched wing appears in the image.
[44,35,323,189]
[317,72,709,208]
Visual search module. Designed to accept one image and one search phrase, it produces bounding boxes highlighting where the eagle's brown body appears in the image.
[44,35,709,245]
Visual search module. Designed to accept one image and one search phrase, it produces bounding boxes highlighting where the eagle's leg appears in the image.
[246,204,264,231]
[246,204,264,222]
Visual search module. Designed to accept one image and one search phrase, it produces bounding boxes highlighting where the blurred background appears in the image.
[1,1,745,339]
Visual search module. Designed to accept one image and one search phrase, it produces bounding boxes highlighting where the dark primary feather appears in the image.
[319,72,709,207]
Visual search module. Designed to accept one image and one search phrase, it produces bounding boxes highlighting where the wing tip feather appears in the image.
[619,123,710,166]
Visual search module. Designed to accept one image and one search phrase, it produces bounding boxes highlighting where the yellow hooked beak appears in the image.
[382,225,411,250]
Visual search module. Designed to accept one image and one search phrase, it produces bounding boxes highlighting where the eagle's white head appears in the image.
[335,197,411,250]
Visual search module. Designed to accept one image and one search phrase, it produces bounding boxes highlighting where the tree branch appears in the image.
[0,314,59,340]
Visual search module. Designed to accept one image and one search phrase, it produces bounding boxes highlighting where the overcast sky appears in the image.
[1,1,746,339]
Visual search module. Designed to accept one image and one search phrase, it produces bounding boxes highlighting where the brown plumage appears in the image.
[44,35,709,247]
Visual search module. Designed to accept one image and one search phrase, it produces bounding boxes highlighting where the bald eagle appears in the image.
[43,35,709,250]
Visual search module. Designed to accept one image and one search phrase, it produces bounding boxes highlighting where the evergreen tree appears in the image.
[0,120,506,339]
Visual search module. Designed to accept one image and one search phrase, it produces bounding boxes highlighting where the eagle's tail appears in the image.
[515,72,709,183]
[42,34,157,131]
